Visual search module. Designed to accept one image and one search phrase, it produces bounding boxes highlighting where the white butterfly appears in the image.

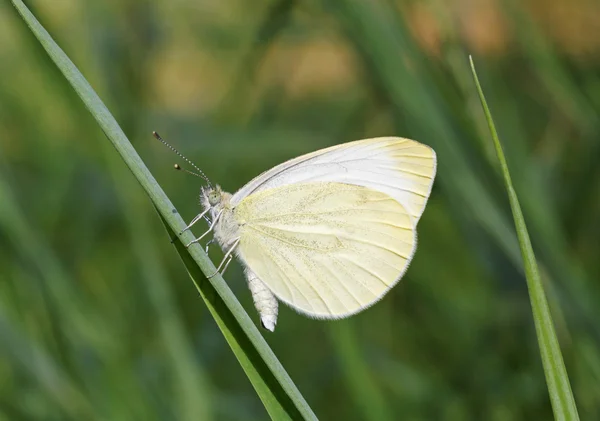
[157,134,436,332]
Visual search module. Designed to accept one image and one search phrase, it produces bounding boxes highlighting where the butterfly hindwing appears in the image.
[233,182,416,318]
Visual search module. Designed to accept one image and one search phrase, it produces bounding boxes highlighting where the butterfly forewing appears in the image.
[230,137,436,224]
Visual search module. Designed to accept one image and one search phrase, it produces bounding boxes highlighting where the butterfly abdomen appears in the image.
[246,268,279,331]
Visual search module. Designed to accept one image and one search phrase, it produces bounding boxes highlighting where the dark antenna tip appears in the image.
[152,131,212,187]
[173,162,208,178]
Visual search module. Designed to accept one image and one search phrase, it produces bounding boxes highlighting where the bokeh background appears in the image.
[1,0,599,420]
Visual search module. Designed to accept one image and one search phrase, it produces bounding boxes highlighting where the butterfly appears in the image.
[155,133,436,332]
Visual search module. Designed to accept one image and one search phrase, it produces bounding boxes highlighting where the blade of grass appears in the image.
[104,148,214,421]
[9,1,317,419]
[84,10,213,418]
[470,56,580,421]
[328,0,596,348]
[219,0,297,124]
[326,0,523,268]
[0,310,94,420]
[328,323,394,421]
[0,175,90,384]
[160,214,308,421]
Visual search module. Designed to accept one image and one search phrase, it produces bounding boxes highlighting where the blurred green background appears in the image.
[1,0,599,420]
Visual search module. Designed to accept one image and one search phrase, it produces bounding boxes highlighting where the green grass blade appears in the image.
[104,150,214,421]
[9,1,317,419]
[326,0,523,268]
[160,214,308,421]
[0,310,94,420]
[329,323,394,421]
[469,56,580,421]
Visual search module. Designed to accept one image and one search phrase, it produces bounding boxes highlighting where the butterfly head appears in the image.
[208,185,223,205]
[201,185,234,226]
[201,184,232,211]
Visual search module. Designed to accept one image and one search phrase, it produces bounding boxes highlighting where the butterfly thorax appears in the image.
[201,185,240,252]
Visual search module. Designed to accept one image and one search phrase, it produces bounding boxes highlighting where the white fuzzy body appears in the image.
[201,187,278,331]
[246,268,279,331]
[206,192,239,252]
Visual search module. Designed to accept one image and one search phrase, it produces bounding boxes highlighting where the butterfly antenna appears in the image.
[173,164,208,178]
[152,131,212,187]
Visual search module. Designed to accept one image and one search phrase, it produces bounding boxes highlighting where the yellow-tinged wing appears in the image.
[234,182,416,318]
[231,137,436,224]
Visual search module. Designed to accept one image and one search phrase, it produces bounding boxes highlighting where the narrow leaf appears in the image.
[9,1,317,419]
[470,56,580,421]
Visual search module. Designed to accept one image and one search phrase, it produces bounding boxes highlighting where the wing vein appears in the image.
[330,255,380,298]
[249,221,414,248]
[269,243,334,314]
[337,255,391,289]
[318,259,359,311]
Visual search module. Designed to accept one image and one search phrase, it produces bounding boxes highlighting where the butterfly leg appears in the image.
[204,238,215,253]
[180,207,211,235]
[186,210,223,247]
[207,238,240,278]
[220,255,234,274]
[246,269,278,332]
[208,255,233,278]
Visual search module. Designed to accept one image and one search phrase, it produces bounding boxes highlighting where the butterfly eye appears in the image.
[208,190,221,206]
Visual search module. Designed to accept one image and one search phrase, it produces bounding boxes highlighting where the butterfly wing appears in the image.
[231,137,436,224]
[234,182,416,318]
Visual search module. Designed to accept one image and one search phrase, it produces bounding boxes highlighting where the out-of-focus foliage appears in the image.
[1,0,599,420]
